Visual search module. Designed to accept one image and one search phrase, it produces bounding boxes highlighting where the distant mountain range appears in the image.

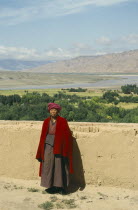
[0,49,138,73]
[23,49,138,74]
[0,59,55,71]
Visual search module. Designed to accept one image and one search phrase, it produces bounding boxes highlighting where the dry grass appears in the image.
[27,187,40,192]
[38,201,54,210]
[0,87,104,97]
[103,102,138,109]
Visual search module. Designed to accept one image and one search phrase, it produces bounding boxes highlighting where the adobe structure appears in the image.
[0,120,137,190]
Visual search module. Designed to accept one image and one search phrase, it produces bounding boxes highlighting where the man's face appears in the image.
[49,108,58,117]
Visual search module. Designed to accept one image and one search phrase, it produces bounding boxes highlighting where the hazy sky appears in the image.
[0,0,138,60]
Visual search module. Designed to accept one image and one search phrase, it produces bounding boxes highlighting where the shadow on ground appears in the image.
[68,137,86,193]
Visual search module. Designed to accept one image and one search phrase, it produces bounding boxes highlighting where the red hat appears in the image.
[48,103,62,112]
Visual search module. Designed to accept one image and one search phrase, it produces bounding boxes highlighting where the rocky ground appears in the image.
[0,177,138,210]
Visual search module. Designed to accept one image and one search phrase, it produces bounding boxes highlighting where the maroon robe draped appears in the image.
[36,115,74,176]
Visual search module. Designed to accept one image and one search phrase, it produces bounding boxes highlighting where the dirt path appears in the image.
[0,177,138,210]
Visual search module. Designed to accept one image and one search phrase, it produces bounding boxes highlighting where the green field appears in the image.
[1,88,138,110]
[0,88,105,97]
[102,102,138,109]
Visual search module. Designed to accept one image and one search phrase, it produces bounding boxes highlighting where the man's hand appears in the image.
[36,158,42,162]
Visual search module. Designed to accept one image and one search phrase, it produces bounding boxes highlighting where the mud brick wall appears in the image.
[0,120,138,190]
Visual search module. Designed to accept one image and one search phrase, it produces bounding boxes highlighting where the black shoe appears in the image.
[57,188,67,195]
[45,187,57,194]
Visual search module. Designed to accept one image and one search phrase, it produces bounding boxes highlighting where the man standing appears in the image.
[36,102,73,194]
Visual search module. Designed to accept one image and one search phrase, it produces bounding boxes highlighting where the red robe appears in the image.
[36,115,74,176]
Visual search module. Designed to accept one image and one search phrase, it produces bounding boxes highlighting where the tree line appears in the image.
[0,85,138,122]
[121,84,138,94]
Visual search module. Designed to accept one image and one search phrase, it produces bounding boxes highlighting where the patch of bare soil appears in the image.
[0,177,138,210]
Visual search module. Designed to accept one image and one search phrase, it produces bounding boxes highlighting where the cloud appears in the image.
[121,34,138,44]
[95,36,112,45]
[0,0,134,25]
[0,33,138,61]
[44,47,73,59]
[0,46,40,60]
[0,44,104,60]
[90,0,131,6]
[73,43,92,49]
[95,34,138,47]
[0,45,75,60]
